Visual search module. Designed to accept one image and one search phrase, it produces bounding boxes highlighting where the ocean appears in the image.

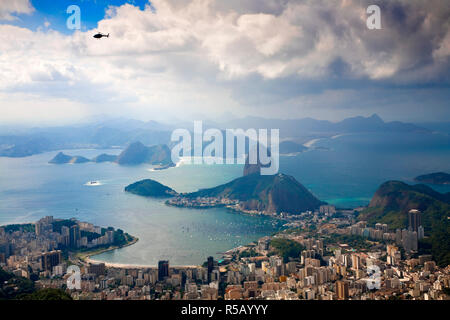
[0,131,449,265]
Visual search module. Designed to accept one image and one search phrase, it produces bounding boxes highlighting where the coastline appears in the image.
[75,235,139,264]
[81,236,200,269]
[84,258,199,269]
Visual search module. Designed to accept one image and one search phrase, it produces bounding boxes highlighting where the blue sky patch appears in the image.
[1,0,150,33]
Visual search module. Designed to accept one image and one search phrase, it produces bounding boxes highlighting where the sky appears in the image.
[0,0,449,125]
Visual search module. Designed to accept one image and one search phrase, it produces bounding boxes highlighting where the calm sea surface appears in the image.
[0,132,449,265]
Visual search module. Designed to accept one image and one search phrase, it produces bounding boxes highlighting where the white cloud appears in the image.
[0,0,449,124]
[0,0,34,21]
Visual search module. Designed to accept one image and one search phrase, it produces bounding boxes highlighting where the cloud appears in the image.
[0,0,34,21]
[0,0,449,124]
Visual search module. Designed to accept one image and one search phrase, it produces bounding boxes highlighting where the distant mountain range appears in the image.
[414,172,450,185]
[0,114,434,157]
[0,118,174,157]
[216,114,431,139]
[48,141,174,167]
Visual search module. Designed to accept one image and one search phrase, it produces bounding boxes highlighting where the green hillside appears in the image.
[359,180,450,266]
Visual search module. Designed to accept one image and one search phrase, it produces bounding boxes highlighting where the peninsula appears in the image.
[124,161,323,215]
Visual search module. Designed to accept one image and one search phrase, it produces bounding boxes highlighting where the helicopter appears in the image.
[93,32,109,39]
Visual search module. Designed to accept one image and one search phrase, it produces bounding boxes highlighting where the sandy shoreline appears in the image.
[85,257,199,269]
[81,236,201,269]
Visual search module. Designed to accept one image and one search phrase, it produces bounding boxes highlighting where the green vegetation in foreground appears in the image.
[20,288,72,300]
[269,238,305,262]
[0,267,71,300]
[0,267,34,300]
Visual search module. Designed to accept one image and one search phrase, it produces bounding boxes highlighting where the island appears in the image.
[414,172,450,185]
[49,152,90,164]
[125,179,177,197]
[92,153,118,163]
[48,141,175,169]
[115,141,174,167]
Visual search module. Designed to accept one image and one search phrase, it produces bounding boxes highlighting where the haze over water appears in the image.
[0,132,449,265]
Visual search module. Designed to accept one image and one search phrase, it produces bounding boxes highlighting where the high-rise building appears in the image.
[69,225,80,248]
[106,230,114,244]
[0,241,11,258]
[61,226,70,236]
[336,280,349,300]
[41,250,61,271]
[351,254,360,270]
[35,222,42,236]
[207,256,214,283]
[158,260,169,281]
[418,225,425,240]
[88,263,106,276]
[408,209,422,232]
[402,229,418,252]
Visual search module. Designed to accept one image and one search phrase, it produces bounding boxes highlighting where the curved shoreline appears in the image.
[85,258,199,269]
[76,236,139,263]
[81,236,201,269]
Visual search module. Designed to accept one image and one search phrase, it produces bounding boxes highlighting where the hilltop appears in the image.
[359,181,450,231]
[49,152,90,164]
[184,173,323,214]
[359,180,450,266]
[116,142,174,166]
